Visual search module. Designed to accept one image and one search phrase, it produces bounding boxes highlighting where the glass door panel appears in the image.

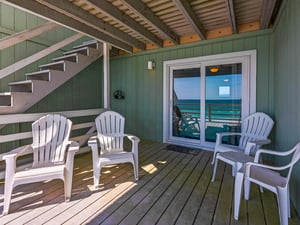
[205,63,242,144]
[172,67,201,141]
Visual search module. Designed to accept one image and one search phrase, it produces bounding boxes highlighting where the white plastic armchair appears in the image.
[211,112,274,181]
[234,143,300,225]
[2,114,79,215]
[88,111,140,188]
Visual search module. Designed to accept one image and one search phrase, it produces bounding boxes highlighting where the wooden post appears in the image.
[103,42,110,108]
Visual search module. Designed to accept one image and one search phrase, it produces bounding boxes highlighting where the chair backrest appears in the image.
[31,114,72,167]
[95,111,125,154]
[239,112,274,148]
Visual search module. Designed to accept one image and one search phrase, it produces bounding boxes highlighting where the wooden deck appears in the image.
[0,140,299,225]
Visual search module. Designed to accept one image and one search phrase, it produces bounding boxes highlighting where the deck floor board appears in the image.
[0,140,299,225]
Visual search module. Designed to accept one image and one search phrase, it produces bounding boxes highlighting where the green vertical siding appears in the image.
[274,0,300,215]
[110,30,275,142]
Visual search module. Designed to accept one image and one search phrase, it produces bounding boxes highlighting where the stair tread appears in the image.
[63,47,89,55]
[52,53,78,61]
[39,60,65,67]
[25,70,51,76]
[9,80,33,85]
[73,40,98,49]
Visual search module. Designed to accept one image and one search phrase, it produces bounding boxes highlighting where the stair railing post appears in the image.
[103,42,110,109]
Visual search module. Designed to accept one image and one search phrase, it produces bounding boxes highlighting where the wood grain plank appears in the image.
[139,151,205,225]
[156,151,210,225]
[112,154,194,224]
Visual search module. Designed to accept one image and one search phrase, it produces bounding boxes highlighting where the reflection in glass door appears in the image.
[172,67,200,141]
[205,64,242,144]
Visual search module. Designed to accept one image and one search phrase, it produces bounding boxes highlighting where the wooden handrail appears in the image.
[0,22,59,50]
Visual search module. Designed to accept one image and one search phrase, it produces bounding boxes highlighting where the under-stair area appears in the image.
[0,40,102,114]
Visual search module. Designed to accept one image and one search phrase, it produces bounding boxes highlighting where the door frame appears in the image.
[163,50,257,150]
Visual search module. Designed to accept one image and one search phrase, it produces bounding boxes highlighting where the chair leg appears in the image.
[3,179,14,215]
[277,187,289,225]
[93,165,101,188]
[132,162,139,181]
[211,156,219,182]
[234,171,244,220]
[287,185,291,218]
[64,172,72,202]
[244,178,251,200]
[211,150,217,165]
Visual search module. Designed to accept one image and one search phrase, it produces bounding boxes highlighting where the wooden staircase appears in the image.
[0,40,102,114]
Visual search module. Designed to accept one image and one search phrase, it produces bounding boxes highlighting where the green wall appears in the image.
[273,0,300,215]
[110,30,275,142]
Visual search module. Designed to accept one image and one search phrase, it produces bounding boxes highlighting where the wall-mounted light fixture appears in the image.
[210,67,219,73]
[113,90,125,99]
[147,60,155,70]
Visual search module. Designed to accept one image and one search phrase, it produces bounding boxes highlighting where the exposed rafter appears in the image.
[260,0,277,29]
[2,0,133,52]
[39,0,145,50]
[225,0,237,34]
[120,0,179,44]
[86,0,163,48]
[173,0,206,40]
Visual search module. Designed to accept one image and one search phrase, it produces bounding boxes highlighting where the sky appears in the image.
[174,74,242,100]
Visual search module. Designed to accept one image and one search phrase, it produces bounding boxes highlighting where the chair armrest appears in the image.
[66,141,79,170]
[2,145,32,177]
[254,146,295,163]
[244,161,288,177]
[1,144,32,161]
[88,135,100,159]
[250,139,271,146]
[67,141,79,153]
[125,134,141,143]
[244,139,271,156]
[125,134,140,154]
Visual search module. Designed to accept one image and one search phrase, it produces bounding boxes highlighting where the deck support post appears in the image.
[103,42,110,108]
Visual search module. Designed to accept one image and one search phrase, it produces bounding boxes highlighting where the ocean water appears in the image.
[174,99,241,121]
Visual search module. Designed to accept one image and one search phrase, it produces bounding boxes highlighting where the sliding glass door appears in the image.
[163,51,256,149]
[204,63,242,145]
[172,66,201,144]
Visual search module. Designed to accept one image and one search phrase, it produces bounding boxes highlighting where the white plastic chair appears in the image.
[211,112,274,181]
[234,143,300,225]
[88,111,140,188]
[2,114,79,215]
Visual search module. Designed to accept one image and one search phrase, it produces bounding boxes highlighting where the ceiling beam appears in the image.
[86,0,163,47]
[225,0,237,34]
[260,0,277,29]
[2,0,133,52]
[120,0,179,44]
[39,0,145,50]
[173,0,206,40]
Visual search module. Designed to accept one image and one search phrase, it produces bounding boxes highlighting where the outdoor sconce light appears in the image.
[147,60,155,70]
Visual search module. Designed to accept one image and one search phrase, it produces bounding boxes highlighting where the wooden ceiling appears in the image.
[2,0,281,54]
